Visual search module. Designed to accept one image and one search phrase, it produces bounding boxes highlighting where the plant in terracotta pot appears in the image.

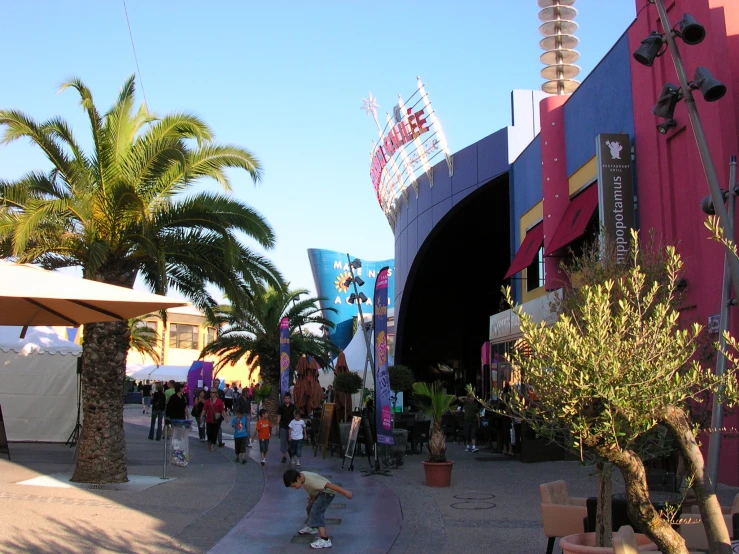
[412,381,457,487]
[333,371,363,422]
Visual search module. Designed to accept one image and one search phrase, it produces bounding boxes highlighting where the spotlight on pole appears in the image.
[691,66,727,102]
[700,189,730,215]
[343,277,353,287]
[347,293,357,304]
[350,258,362,269]
[633,32,665,66]
[657,119,677,134]
[677,13,705,45]
[354,277,365,287]
[652,82,681,119]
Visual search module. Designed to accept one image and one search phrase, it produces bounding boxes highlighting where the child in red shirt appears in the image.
[253,409,271,466]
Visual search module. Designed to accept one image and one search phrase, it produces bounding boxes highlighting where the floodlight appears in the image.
[633,32,664,67]
[651,83,681,119]
[354,277,365,287]
[656,119,677,134]
[347,293,357,304]
[343,278,353,287]
[350,258,362,269]
[700,190,730,215]
[357,292,368,303]
[692,66,726,102]
[678,14,705,45]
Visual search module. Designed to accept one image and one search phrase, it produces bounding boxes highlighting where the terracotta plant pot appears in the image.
[559,532,658,554]
[422,460,454,487]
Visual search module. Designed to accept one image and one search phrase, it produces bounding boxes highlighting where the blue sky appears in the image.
[0,1,636,301]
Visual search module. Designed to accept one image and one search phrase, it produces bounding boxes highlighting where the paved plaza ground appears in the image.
[1,405,738,553]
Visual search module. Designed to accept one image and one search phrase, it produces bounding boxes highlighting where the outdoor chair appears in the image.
[539,480,588,554]
[678,493,739,551]
[410,420,430,454]
[441,413,462,443]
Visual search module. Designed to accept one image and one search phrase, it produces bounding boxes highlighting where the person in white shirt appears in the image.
[288,410,307,466]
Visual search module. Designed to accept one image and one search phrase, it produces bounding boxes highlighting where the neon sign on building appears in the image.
[361,78,453,228]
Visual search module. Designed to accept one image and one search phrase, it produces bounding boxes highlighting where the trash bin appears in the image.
[169,419,192,467]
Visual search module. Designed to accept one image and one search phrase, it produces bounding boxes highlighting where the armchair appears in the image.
[678,493,739,551]
[539,480,588,554]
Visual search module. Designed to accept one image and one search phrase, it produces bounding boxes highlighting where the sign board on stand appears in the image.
[314,403,342,459]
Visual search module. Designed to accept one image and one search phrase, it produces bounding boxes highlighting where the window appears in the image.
[169,324,198,349]
[143,321,157,332]
[206,327,217,346]
[526,246,545,292]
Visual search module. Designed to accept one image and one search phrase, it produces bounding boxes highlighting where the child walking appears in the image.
[283,469,353,549]
[253,408,271,466]
[288,409,306,466]
[231,409,248,464]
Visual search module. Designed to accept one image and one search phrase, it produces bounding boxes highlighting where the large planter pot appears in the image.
[379,429,408,468]
[559,532,658,554]
[422,460,454,487]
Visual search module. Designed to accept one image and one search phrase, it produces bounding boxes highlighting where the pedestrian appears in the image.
[148,383,166,440]
[201,388,226,452]
[164,379,176,405]
[233,387,252,447]
[141,380,152,414]
[231,409,249,464]
[166,383,188,421]
[458,390,481,453]
[288,409,306,466]
[191,390,207,441]
[283,468,353,549]
[276,392,297,463]
[224,383,234,415]
[212,378,226,447]
[253,408,271,466]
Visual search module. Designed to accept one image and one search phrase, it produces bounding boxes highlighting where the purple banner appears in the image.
[279,317,290,399]
[374,267,394,446]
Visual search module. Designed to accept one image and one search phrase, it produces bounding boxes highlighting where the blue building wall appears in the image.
[307,248,394,350]
[509,134,542,301]
[393,128,510,314]
[564,32,635,175]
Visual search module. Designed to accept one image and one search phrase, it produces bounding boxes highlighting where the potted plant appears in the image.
[333,372,363,421]
[388,365,415,422]
[252,383,272,412]
[412,381,457,487]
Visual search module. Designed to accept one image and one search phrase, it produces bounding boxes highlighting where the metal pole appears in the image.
[346,254,376,388]
[654,0,739,302]
[706,155,737,488]
[161,423,168,480]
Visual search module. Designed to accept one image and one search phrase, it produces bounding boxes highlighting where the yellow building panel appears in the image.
[519,201,546,304]
[569,156,597,195]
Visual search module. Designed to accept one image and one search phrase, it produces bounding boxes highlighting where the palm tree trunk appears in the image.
[71,319,130,483]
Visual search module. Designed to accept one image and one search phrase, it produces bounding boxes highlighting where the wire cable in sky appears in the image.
[122,0,149,108]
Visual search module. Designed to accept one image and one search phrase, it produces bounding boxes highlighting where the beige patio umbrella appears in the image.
[0,261,188,327]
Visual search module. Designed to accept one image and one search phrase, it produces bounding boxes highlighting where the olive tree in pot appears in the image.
[412,381,457,487]
[474,233,739,554]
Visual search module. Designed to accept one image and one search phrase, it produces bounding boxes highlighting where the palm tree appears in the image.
[0,76,280,483]
[201,285,337,420]
[128,315,161,366]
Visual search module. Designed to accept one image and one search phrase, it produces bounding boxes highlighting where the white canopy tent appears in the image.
[0,326,81,442]
[126,363,192,383]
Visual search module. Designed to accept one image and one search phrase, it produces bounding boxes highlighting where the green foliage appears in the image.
[333,371,363,395]
[128,315,160,366]
[201,284,337,394]
[253,383,272,402]
[389,365,415,393]
[412,381,457,462]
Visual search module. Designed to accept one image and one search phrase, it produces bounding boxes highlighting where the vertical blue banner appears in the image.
[374,267,394,446]
[279,317,290,399]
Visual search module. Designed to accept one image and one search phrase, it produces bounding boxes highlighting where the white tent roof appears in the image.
[126,363,192,382]
[0,326,81,356]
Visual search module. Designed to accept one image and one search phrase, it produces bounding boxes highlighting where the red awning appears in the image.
[544,184,599,256]
[504,222,543,279]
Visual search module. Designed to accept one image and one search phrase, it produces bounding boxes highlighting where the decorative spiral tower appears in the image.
[538,0,580,95]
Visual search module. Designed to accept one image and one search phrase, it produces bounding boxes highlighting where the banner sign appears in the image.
[307,248,394,350]
[373,267,394,446]
[596,133,635,264]
[279,317,290,399]
[362,78,452,224]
